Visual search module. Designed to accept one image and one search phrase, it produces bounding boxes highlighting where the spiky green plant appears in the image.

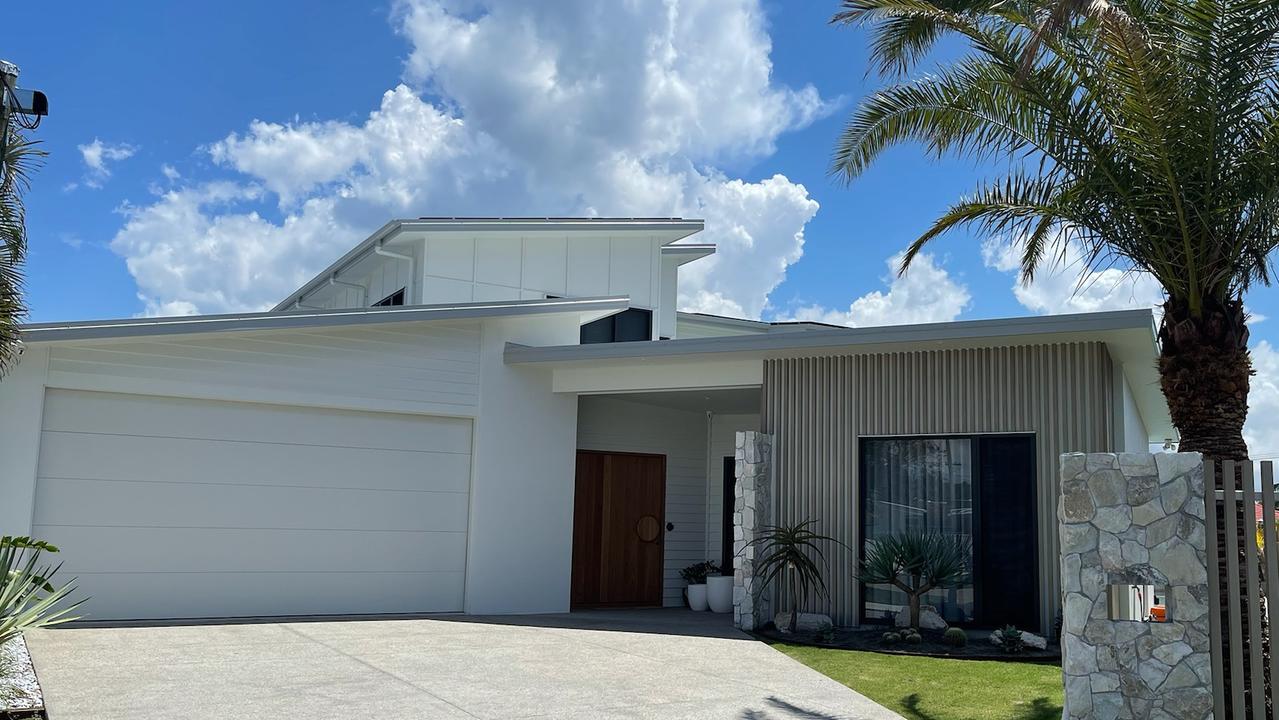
[746,519,844,633]
[0,128,43,377]
[857,531,970,630]
[0,536,82,647]
[831,0,1279,461]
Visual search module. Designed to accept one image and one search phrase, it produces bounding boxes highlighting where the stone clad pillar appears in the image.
[1058,452,1214,720]
[733,431,772,631]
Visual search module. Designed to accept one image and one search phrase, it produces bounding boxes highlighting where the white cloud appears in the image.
[111,0,830,317]
[160,164,181,182]
[76,138,137,189]
[981,236,1165,315]
[1246,341,1279,459]
[786,252,971,327]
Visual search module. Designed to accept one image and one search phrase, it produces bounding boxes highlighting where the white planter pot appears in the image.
[707,575,734,613]
[687,584,709,611]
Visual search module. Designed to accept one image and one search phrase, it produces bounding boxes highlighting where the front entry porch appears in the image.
[575,388,762,610]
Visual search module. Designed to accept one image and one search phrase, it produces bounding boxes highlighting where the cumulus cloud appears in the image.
[109,0,831,317]
[75,139,137,189]
[1247,342,1279,459]
[786,252,970,327]
[981,235,1165,316]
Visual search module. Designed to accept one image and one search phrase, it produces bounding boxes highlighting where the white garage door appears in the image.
[32,389,472,621]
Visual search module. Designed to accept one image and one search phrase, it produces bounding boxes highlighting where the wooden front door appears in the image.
[571,450,666,607]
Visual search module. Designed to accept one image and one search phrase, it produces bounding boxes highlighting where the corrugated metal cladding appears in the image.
[761,342,1116,630]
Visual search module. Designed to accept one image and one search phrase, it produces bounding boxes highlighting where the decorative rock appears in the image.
[1160,476,1188,515]
[1061,523,1098,554]
[1155,452,1201,484]
[1150,537,1206,585]
[1090,671,1120,693]
[1060,479,1095,522]
[1120,539,1149,565]
[1098,532,1123,570]
[1126,474,1160,506]
[1093,691,1123,720]
[1088,468,1126,506]
[894,604,948,631]
[1132,497,1164,526]
[1093,506,1132,534]
[1119,452,1158,475]
[988,628,1047,650]
[773,612,833,634]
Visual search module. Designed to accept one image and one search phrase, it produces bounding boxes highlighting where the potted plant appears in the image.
[707,566,734,613]
[679,561,717,612]
[856,531,969,631]
[746,519,842,633]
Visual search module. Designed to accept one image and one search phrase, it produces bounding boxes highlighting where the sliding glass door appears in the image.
[860,434,1038,629]
[861,437,975,624]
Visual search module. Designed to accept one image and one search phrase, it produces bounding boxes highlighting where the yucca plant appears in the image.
[0,536,82,647]
[831,0,1279,461]
[857,531,970,630]
[746,519,844,633]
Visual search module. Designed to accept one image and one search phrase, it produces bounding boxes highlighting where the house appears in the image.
[0,217,1173,631]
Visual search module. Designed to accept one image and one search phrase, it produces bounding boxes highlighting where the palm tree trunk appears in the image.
[1159,296,1260,715]
[1157,296,1251,460]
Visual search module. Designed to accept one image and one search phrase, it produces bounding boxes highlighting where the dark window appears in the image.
[580,308,652,344]
[859,434,1038,630]
[372,288,406,307]
[722,456,735,572]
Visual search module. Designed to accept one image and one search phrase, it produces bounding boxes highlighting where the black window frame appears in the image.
[371,288,406,307]
[856,432,1038,629]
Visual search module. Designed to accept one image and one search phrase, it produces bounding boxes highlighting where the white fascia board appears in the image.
[275,217,705,310]
[551,358,763,394]
[661,244,716,266]
[22,296,630,343]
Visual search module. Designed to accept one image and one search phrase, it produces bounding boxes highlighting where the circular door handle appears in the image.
[636,516,661,543]
[666,522,675,532]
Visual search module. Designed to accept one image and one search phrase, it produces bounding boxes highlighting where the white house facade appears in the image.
[0,217,1173,631]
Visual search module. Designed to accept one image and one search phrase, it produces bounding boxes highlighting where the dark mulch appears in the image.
[755,624,1061,663]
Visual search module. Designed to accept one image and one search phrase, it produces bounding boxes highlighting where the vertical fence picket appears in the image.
[1261,461,1279,720]
[1206,459,1227,720]
[1243,461,1266,719]
[1226,460,1247,718]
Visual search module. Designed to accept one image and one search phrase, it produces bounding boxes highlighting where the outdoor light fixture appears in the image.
[0,59,50,161]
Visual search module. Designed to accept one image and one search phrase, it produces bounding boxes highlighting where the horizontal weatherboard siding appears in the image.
[761,342,1115,630]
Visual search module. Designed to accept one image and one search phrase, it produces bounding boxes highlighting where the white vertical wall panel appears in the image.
[43,321,481,417]
[577,396,709,607]
[762,342,1115,629]
[566,237,612,298]
[522,237,568,295]
[33,389,472,620]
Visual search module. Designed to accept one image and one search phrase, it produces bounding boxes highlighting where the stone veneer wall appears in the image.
[1058,452,1214,720]
[733,431,772,631]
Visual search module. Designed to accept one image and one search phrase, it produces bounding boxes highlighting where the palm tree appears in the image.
[746,519,843,633]
[0,126,41,376]
[831,0,1279,460]
[858,531,970,630]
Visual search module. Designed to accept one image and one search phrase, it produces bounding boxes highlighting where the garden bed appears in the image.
[755,624,1060,662]
[1,635,45,720]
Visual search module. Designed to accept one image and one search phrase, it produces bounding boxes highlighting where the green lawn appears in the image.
[775,643,1063,720]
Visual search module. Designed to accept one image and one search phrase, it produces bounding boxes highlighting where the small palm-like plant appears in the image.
[0,536,82,646]
[857,531,970,630]
[746,519,843,633]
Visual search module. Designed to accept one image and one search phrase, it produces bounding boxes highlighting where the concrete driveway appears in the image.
[26,609,901,720]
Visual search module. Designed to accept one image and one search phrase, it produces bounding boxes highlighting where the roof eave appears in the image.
[23,296,631,343]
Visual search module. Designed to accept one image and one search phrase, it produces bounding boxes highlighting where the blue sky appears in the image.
[7,0,1279,450]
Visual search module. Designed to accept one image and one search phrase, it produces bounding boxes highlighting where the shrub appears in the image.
[881,631,901,644]
[856,531,970,630]
[904,631,922,644]
[942,627,968,647]
[995,625,1025,654]
[747,519,845,633]
[679,561,719,585]
[1,536,82,646]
